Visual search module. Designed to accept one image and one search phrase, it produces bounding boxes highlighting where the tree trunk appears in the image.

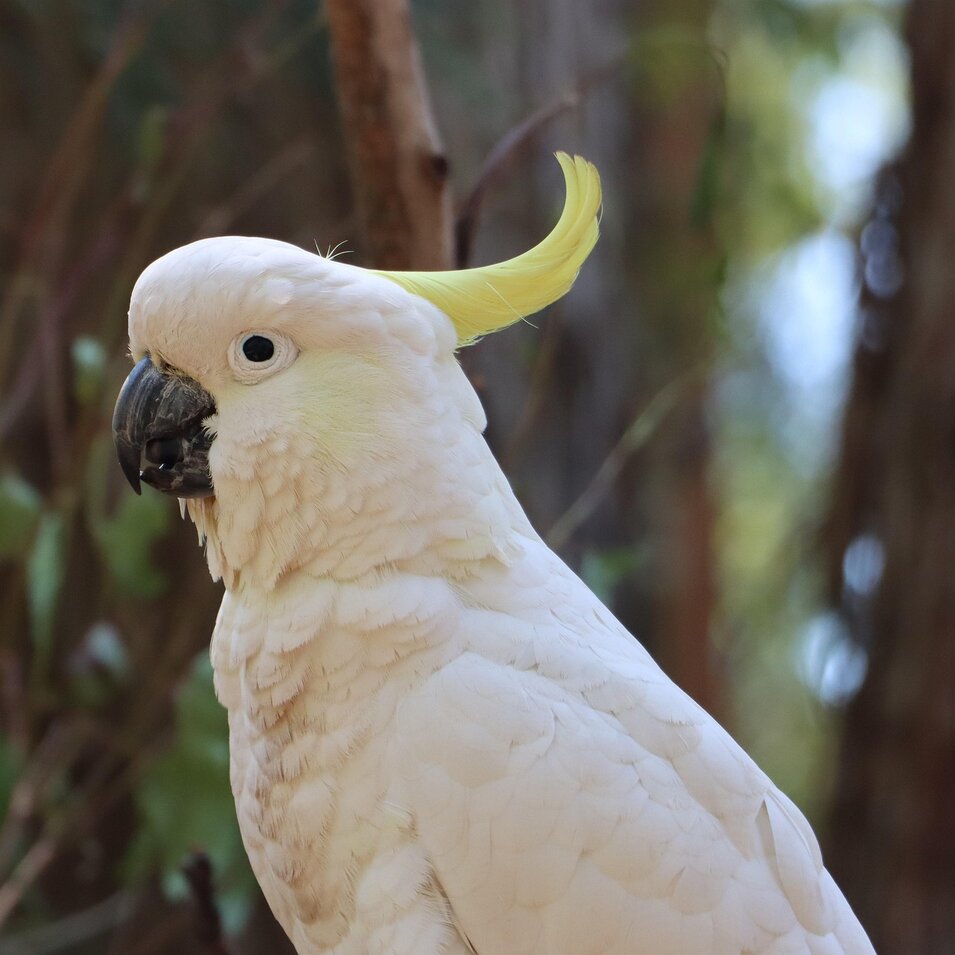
[624,0,722,714]
[325,0,453,270]
[825,3,955,951]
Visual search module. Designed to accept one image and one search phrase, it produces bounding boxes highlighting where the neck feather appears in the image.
[186,418,527,592]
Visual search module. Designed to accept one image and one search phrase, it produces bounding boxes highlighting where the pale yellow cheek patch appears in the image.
[292,351,403,462]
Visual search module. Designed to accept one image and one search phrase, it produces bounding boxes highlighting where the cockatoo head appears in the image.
[115,235,465,498]
[112,154,600,587]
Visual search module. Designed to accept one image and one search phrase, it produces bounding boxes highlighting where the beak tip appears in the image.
[112,356,152,496]
[118,454,143,495]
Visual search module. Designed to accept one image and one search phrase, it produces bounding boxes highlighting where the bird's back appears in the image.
[394,531,875,955]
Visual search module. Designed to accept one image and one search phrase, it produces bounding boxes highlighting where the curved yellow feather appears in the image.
[374,153,601,344]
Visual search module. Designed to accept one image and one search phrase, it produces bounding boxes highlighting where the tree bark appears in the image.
[626,0,722,715]
[824,3,955,951]
[325,0,453,270]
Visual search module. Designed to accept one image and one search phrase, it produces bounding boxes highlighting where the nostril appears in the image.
[145,436,184,467]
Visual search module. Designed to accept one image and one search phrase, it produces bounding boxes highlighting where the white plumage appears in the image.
[121,157,874,954]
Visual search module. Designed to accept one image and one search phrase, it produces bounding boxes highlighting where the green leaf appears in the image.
[86,435,171,597]
[0,738,23,825]
[0,473,42,559]
[68,622,132,709]
[580,548,638,605]
[96,491,170,597]
[137,106,169,173]
[690,108,727,230]
[71,336,108,406]
[85,622,130,678]
[26,511,67,673]
[125,654,257,932]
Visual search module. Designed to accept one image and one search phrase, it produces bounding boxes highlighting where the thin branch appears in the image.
[546,371,699,552]
[182,852,231,955]
[455,92,579,268]
[0,216,125,443]
[0,2,161,389]
[0,718,97,875]
[0,4,325,446]
[0,715,174,931]
[0,837,58,927]
[498,317,562,471]
[0,3,162,485]
[0,891,132,955]
[194,141,316,237]
[99,4,326,348]
[454,55,624,268]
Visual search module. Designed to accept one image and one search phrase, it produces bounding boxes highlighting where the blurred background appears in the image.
[1,0,952,951]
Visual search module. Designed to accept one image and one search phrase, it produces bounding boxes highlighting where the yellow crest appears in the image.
[375,153,601,344]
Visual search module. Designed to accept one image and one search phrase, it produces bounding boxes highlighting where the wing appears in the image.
[395,552,874,955]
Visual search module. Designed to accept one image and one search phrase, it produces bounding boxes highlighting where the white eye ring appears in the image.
[228,331,298,384]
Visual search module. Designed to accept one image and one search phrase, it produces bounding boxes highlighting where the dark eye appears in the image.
[242,335,275,362]
[230,331,297,382]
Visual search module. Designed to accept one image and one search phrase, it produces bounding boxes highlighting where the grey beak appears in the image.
[112,356,217,499]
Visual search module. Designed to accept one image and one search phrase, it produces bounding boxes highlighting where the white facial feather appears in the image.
[129,236,498,590]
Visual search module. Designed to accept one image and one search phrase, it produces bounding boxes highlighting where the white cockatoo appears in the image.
[112,154,874,955]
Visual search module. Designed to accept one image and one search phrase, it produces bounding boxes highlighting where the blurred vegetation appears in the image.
[0,0,911,951]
